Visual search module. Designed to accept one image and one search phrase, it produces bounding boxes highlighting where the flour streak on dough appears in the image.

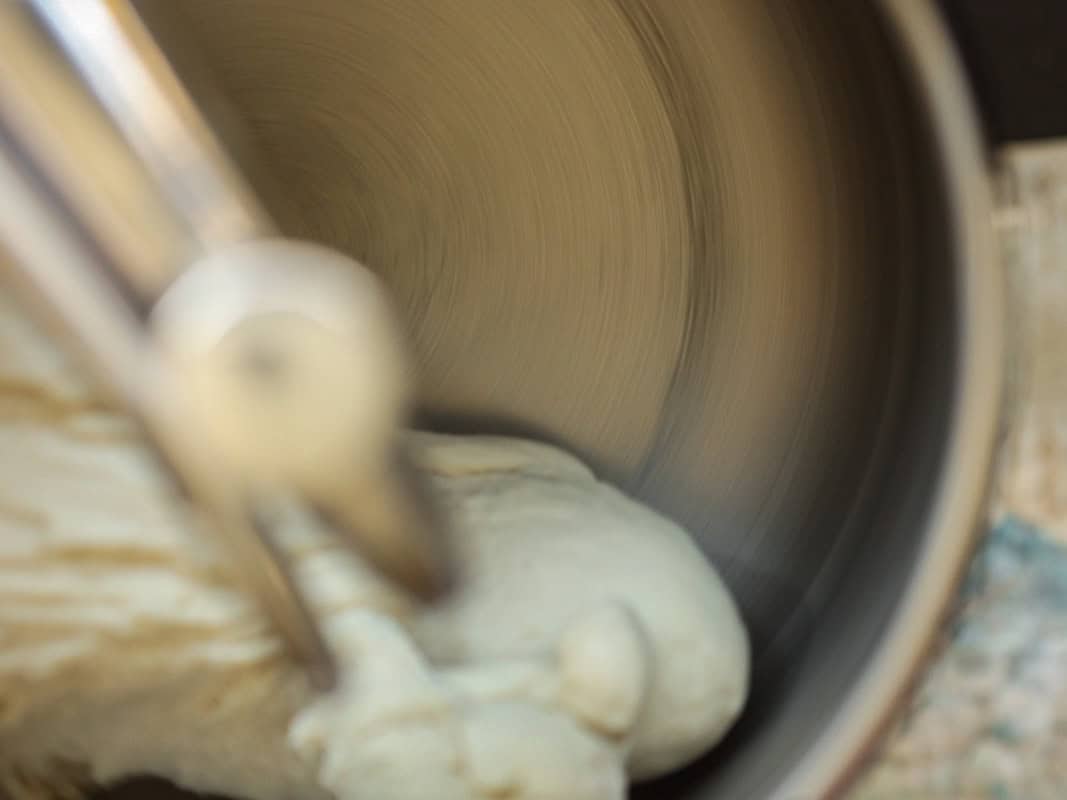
[0,294,748,799]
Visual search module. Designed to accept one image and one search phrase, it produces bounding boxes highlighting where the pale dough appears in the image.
[0,294,749,800]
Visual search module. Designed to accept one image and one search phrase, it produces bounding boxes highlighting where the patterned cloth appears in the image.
[853,518,1067,799]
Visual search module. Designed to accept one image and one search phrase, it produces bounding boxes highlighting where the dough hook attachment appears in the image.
[0,0,451,689]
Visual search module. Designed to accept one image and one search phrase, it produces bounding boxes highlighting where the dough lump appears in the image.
[0,296,749,800]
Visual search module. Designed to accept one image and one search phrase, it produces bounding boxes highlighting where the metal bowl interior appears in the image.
[114,1,999,797]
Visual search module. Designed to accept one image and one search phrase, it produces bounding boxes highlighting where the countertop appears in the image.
[851,141,1067,799]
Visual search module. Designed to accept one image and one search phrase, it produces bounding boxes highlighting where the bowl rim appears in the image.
[776,1,1006,798]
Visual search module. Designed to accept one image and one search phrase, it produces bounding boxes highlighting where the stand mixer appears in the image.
[0,1,1010,798]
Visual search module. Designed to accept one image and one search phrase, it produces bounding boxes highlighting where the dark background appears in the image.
[939,0,1067,143]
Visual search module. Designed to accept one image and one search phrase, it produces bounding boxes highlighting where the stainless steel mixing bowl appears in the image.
[113,1,1003,797]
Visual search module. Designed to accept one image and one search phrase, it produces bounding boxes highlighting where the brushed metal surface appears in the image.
[108,1,1001,797]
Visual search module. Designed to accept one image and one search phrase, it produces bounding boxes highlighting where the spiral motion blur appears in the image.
[124,1,994,797]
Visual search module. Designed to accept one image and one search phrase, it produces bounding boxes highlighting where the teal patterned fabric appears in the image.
[853,518,1067,799]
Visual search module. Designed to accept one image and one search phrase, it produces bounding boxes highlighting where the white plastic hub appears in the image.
[150,238,412,493]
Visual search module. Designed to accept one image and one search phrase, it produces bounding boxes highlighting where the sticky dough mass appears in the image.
[0,296,749,800]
